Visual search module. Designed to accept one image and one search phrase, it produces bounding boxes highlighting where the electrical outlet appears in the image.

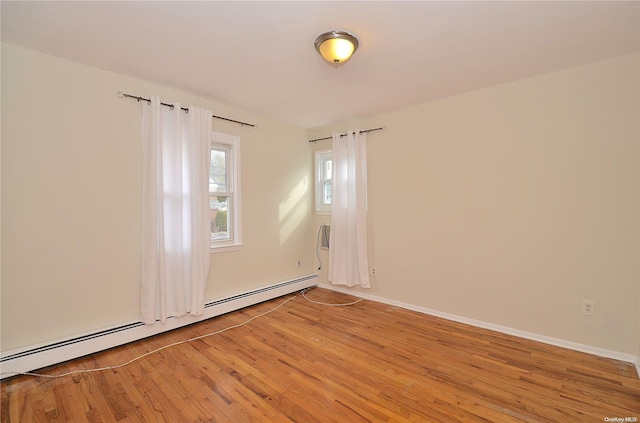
[372,267,376,276]
[582,300,595,316]
[297,260,301,268]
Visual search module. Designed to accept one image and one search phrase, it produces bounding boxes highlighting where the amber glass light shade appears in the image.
[314,31,359,65]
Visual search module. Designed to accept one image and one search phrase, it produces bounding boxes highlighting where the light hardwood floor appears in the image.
[2,288,639,422]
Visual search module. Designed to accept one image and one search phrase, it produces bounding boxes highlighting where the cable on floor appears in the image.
[1,287,362,380]
[302,289,362,306]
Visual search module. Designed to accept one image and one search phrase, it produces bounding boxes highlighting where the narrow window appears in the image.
[315,149,332,214]
[210,132,242,252]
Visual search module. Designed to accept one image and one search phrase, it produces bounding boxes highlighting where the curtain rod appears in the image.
[308,126,385,143]
[117,91,257,128]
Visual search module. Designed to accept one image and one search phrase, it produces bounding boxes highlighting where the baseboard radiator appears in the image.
[0,274,317,379]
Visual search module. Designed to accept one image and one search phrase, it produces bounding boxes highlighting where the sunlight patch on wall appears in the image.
[279,176,309,246]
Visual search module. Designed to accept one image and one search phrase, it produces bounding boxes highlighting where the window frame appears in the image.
[210,131,242,252]
[315,149,333,215]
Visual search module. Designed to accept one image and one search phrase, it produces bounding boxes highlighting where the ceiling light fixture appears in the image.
[314,30,359,66]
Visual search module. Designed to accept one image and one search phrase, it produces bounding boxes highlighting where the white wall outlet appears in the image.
[372,267,376,276]
[582,300,595,316]
[297,260,301,268]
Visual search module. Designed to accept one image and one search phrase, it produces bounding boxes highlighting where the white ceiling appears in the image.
[2,1,639,129]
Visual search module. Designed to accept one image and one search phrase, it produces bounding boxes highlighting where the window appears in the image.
[315,149,332,214]
[210,132,242,251]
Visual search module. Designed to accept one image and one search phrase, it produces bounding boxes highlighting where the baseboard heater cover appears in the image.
[0,274,317,379]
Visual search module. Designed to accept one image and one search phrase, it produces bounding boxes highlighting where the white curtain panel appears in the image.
[141,96,212,324]
[329,130,370,288]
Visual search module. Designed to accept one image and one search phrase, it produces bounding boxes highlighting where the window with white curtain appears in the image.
[315,149,333,215]
[210,131,242,252]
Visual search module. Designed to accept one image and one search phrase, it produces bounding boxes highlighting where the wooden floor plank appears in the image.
[2,287,639,422]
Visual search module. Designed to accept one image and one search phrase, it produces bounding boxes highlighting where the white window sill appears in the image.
[210,243,244,253]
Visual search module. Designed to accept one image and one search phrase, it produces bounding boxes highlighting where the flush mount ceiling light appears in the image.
[314,30,359,66]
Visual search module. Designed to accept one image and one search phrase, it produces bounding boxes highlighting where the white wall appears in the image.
[312,53,640,357]
[3,43,638,364]
[1,43,314,352]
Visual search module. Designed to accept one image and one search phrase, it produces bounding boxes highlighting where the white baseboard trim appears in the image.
[0,275,318,380]
[318,283,638,366]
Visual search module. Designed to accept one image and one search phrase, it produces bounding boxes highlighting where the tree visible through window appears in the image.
[209,132,242,251]
[210,147,230,240]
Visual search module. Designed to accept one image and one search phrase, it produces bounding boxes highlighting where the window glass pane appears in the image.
[210,148,227,193]
[315,149,332,214]
[325,159,332,180]
[323,181,332,205]
[210,195,231,241]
